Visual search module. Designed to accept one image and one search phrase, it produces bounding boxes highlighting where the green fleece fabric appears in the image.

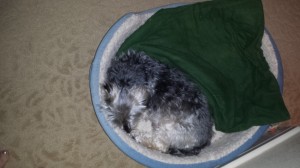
[117,0,290,132]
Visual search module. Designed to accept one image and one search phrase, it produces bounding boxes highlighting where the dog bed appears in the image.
[90,1,286,168]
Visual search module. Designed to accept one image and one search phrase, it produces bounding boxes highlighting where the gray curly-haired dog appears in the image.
[100,51,213,156]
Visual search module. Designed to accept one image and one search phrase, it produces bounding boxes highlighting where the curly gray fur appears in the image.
[100,50,213,156]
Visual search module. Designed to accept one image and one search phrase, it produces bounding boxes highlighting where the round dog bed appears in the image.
[90,3,283,168]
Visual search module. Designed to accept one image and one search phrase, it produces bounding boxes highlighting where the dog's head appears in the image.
[100,83,149,132]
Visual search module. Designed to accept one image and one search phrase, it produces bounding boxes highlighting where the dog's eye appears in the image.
[102,83,111,93]
[101,83,114,105]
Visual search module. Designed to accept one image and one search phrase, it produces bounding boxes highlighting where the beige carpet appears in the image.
[0,0,299,167]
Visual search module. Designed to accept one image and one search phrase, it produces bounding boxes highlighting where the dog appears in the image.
[100,50,213,156]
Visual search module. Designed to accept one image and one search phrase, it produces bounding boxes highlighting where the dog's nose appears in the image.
[123,121,131,133]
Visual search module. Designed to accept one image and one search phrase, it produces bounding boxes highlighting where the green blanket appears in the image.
[117,0,290,132]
